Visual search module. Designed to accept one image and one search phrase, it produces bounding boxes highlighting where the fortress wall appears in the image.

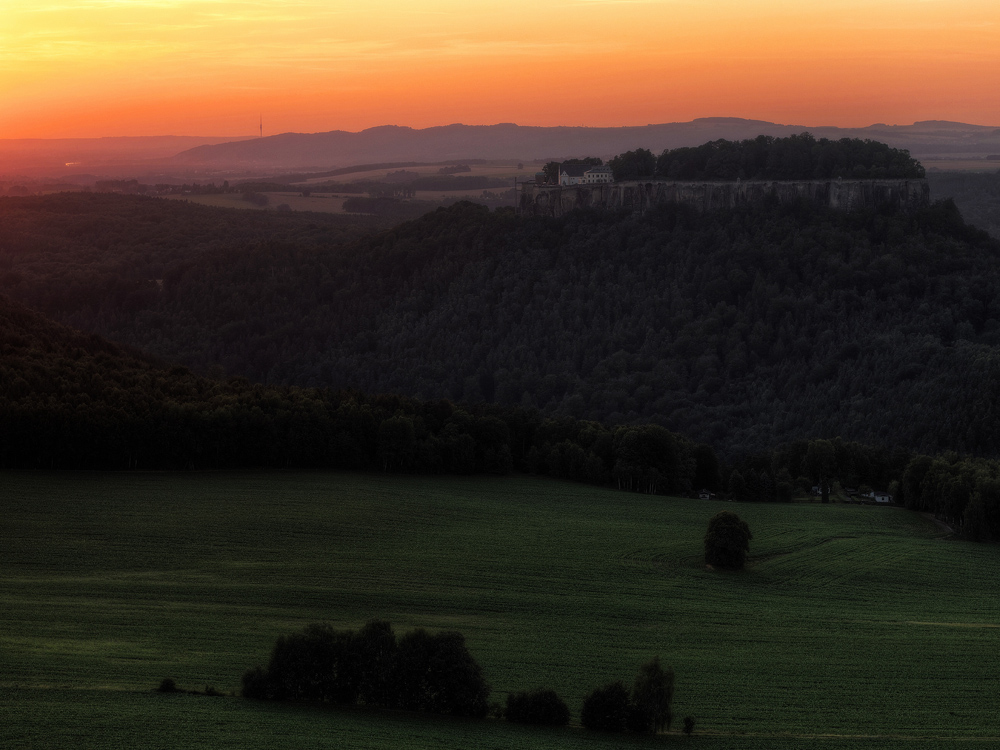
[518,179,931,217]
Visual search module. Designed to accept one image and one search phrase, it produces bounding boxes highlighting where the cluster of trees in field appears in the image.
[363,184,418,199]
[154,181,235,195]
[605,134,926,181]
[725,437,1000,540]
[241,620,678,734]
[242,621,491,718]
[897,452,1000,541]
[302,174,511,196]
[579,657,677,734]
[91,179,263,196]
[94,180,242,196]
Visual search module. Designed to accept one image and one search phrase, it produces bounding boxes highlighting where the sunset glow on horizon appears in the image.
[2,0,999,139]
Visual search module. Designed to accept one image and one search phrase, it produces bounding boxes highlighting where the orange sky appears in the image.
[2,0,999,139]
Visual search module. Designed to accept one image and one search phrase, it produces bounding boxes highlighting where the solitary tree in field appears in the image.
[704,510,753,570]
[628,656,674,733]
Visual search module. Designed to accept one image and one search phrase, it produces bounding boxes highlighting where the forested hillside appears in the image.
[4,192,999,458]
[5,290,1000,539]
[0,291,708,496]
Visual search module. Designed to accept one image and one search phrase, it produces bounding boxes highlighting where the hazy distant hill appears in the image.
[0,135,256,176]
[171,119,1000,170]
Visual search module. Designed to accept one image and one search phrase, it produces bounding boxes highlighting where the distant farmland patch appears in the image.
[161,191,351,213]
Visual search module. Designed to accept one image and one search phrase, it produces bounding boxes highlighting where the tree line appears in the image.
[241,621,491,717]
[304,174,511,195]
[240,620,678,734]
[606,133,926,181]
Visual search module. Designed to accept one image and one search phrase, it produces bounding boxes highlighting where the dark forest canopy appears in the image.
[0,292,698,495]
[2,192,999,462]
[608,134,926,182]
[4,290,1000,540]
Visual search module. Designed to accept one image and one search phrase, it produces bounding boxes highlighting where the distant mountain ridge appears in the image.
[171,118,1000,170]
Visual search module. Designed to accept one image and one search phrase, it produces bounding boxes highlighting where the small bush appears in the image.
[505,688,570,726]
[156,677,178,693]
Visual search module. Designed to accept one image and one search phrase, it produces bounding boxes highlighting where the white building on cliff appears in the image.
[560,164,613,186]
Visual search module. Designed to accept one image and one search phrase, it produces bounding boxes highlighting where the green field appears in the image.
[2,472,998,749]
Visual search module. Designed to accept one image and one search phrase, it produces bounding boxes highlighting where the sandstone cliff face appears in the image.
[518,179,930,217]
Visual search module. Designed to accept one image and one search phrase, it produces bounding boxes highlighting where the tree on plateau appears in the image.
[704,511,753,570]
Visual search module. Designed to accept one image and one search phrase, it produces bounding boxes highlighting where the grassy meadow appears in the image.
[2,471,998,748]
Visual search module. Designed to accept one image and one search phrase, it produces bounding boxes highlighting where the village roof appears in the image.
[560,163,612,177]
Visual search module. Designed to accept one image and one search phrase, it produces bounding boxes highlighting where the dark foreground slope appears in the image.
[3,193,1000,459]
